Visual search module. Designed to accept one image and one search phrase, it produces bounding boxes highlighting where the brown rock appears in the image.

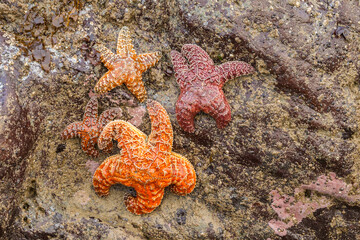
[0,0,359,239]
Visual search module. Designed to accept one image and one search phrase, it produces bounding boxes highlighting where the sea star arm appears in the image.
[181,44,214,66]
[215,61,255,86]
[124,76,147,102]
[202,91,232,129]
[136,52,161,72]
[147,99,173,152]
[95,44,118,70]
[83,97,98,121]
[176,93,201,133]
[98,120,146,153]
[97,108,121,152]
[170,152,196,195]
[124,185,165,215]
[81,135,99,157]
[61,121,83,139]
[94,70,124,94]
[170,50,189,89]
[93,154,133,196]
[116,26,136,58]
[98,108,121,129]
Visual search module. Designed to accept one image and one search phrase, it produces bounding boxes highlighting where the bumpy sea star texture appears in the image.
[93,99,196,215]
[61,97,120,157]
[170,44,254,132]
[95,26,161,102]
[2,0,360,239]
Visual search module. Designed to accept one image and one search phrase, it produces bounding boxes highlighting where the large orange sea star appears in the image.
[95,26,161,102]
[93,100,196,215]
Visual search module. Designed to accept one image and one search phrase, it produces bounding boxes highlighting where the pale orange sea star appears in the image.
[95,26,161,102]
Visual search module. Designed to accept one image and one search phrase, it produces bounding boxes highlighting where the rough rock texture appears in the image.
[269,172,360,237]
[1,0,360,239]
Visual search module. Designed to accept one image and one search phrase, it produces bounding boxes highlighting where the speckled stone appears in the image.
[1,0,360,239]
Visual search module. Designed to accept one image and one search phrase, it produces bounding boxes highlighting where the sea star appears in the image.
[170,44,255,132]
[95,26,161,102]
[93,99,196,215]
[61,97,120,157]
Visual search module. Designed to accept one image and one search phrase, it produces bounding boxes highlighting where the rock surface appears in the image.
[1,0,360,239]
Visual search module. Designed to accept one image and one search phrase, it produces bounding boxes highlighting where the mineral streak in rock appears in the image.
[269,172,360,236]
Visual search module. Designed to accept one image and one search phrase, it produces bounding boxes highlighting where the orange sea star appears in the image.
[95,26,161,102]
[93,99,196,215]
[61,97,120,157]
[170,44,255,132]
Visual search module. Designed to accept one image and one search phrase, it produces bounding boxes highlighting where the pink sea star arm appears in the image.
[202,92,232,129]
[170,152,196,196]
[176,93,201,133]
[61,121,83,139]
[93,154,133,196]
[98,120,146,155]
[83,97,98,120]
[170,50,189,89]
[181,44,214,66]
[216,61,255,86]
[136,52,161,72]
[147,99,173,152]
[116,26,136,58]
[95,44,118,70]
[124,186,165,215]
[94,70,124,94]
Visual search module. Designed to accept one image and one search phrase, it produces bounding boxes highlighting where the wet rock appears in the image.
[170,0,360,238]
[55,143,66,153]
[0,31,41,238]
[175,208,187,225]
[0,0,359,239]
